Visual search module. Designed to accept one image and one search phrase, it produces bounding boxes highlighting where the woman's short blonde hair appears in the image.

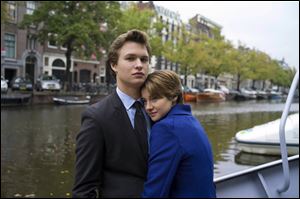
[141,70,183,104]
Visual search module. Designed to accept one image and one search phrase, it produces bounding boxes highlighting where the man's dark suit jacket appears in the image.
[72,91,148,198]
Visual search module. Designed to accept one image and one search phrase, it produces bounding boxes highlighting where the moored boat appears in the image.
[1,93,32,106]
[183,92,197,102]
[197,89,226,102]
[239,88,257,99]
[216,69,299,198]
[235,113,299,155]
[53,96,91,105]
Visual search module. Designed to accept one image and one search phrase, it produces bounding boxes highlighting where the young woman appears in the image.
[141,70,216,198]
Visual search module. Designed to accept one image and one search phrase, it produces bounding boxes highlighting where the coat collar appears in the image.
[166,104,192,117]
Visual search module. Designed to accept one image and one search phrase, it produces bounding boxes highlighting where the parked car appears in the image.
[11,76,33,91]
[36,75,61,91]
[1,76,8,93]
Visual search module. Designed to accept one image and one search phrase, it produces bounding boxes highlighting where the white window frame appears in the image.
[26,1,37,15]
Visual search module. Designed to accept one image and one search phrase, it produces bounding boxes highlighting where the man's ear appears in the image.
[111,64,117,73]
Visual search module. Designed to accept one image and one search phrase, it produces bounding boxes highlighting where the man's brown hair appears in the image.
[106,29,151,79]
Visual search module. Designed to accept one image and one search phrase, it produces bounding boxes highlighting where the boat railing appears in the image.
[275,69,299,193]
[214,70,299,198]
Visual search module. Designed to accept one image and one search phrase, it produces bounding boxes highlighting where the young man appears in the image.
[73,29,151,198]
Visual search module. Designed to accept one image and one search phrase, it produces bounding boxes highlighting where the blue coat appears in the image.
[142,104,216,198]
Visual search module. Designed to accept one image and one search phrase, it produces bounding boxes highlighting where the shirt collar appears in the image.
[116,87,136,111]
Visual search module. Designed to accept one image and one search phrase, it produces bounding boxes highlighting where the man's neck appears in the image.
[117,83,141,100]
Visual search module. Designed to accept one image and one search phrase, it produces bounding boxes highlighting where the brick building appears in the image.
[1,1,105,88]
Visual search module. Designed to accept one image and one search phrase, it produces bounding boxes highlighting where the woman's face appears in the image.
[141,89,174,122]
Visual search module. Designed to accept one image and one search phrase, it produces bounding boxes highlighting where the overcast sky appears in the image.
[154,1,299,70]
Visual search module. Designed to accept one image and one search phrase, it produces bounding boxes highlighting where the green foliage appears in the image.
[19,1,122,90]
[117,3,154,34]
[117,3,165,57]
[20,1,118,59]
[199,36,232,79]
[1,1,9,24]
[162,26,197,85]
[15,1,295,90]
[269,60,296,87]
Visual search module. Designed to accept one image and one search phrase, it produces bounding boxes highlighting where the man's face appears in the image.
[111,42,149,89]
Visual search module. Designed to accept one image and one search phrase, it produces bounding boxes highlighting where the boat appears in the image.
[268,90,283,100]
[183,92,197,102]
[52,96,91,105]
[215,155,299,197]
[196,88,226,102]
[1,93,32,106]
[218,85,239,101]
[256,90,269,100]
[239,88,257,99]
[215,70,299,198]
[235,112,299,155]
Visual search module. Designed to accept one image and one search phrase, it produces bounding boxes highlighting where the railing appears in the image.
[277,69,299,193]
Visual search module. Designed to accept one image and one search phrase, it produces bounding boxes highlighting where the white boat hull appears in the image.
[235,113,299,155]
[53,96,90,105]
[236,142,299,155]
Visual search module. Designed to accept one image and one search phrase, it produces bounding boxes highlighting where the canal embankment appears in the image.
[1,91,107,106]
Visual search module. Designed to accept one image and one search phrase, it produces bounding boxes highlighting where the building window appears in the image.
[27,35,37,50]
[52,59,65,68]
[26,1,37,15]
[4,33,16,58]
[61,43,67,51]
[48,39,57,48]
[44,57,49,66]
[100,76,105,83]
[80,70,91,83]
[100,67,105,76]
[7,1,16,22]
[48,33,58,48]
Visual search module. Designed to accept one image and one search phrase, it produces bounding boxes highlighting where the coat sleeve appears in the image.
[142,121,184,198]
[72,107,104,198]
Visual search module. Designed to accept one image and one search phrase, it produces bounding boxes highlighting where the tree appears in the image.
[117,3,165,58]
[269,60,296,89]
[103,3,165,88]
[199,34,232,89]
[163,26,200,86]
[20,1,121,91]
[246,50,273,89]
[117,3,153,34]
[1,1,9,24]
[226,43,253,91]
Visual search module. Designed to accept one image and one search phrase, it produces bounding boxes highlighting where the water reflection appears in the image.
[235,151,280,166]
[190,100,298,177]
[1,101,299,197]
[195,112,283,163]
[190,100,297,116]
[1,105,85,198]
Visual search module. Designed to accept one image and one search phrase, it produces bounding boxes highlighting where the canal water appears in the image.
[1,100,299,198]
